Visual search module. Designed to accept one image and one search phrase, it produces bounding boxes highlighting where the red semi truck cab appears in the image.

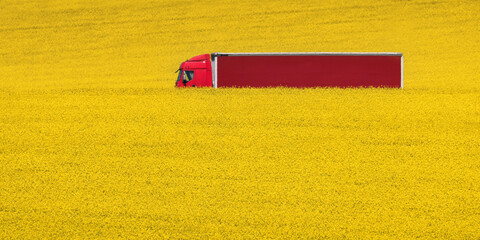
[175,54,212,88]
[176,52,403,88]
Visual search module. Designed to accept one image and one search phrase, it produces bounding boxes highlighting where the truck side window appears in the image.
[184,71,194,82]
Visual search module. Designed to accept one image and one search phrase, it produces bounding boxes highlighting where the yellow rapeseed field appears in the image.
[1,0,480,238]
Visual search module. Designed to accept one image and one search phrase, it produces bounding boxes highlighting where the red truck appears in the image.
[175,52,403,88]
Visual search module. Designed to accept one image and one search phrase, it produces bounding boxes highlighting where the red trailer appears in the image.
[175,52,403,88]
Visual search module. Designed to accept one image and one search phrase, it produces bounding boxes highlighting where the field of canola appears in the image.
[1,0,480,238]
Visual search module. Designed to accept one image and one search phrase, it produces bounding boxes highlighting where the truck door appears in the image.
[181,62,211,87]
[183,70,196,87]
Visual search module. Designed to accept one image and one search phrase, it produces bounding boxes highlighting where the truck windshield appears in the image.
[175,64,183,86]
[176,70,182,84]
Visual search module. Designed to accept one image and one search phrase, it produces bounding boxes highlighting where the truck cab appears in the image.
[175,54,213,88]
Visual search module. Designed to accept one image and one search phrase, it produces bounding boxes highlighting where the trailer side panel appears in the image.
[216,55,402,88]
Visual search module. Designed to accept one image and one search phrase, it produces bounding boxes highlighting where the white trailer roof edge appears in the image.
[212,52,403,57]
